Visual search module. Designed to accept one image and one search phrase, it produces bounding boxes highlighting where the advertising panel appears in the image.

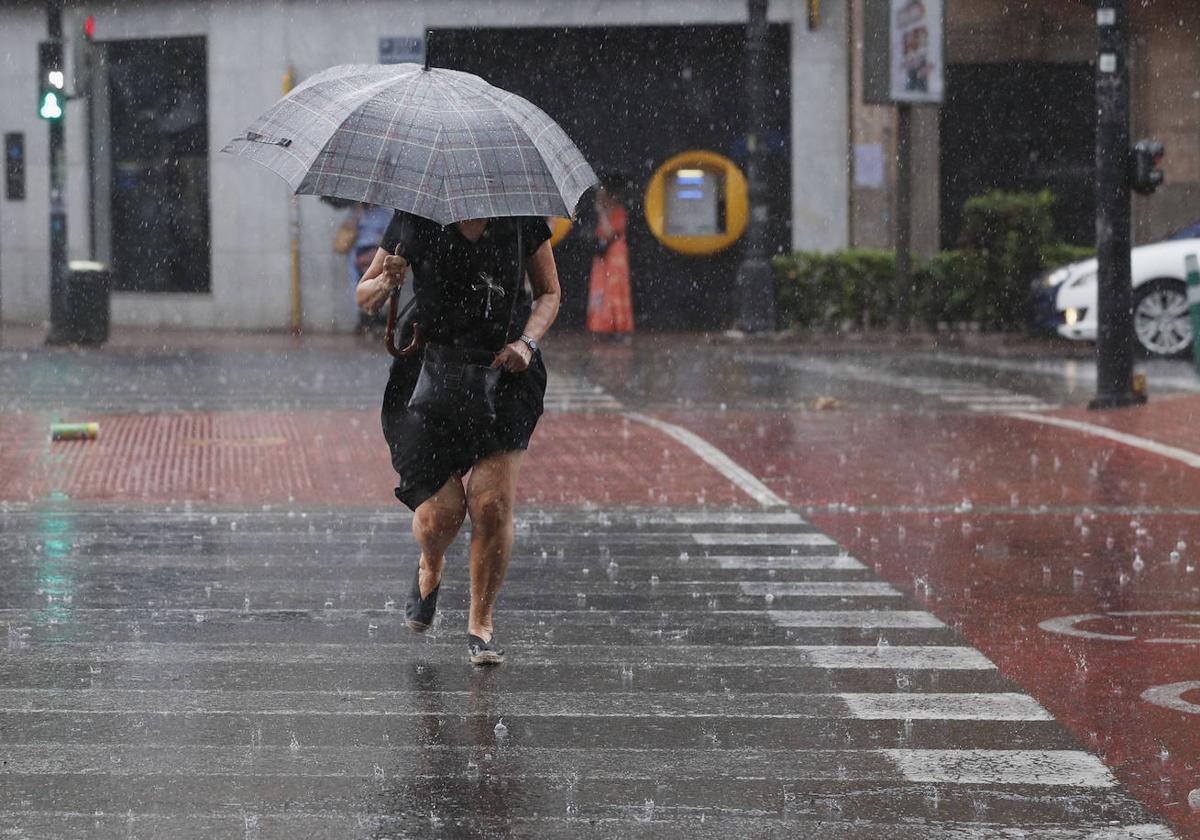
[889,0,943,104]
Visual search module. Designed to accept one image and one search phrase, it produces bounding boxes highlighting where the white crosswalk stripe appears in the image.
[0,504,1174,837]
[748,355,1059,414]
[543,374,623,411]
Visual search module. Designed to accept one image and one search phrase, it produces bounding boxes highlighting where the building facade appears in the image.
[1,0,1195,332]
[0,0,848,332]
[850,0,1200,257]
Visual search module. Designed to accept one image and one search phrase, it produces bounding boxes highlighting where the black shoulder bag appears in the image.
[406,220,523,426]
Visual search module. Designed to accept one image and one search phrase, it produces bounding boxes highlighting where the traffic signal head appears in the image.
[38,40,65,122]
[74,15,98,95]
[1132,139,1165,195]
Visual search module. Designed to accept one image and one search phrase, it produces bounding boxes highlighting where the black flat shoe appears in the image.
[467,633,504,665]
[405,564,439,633]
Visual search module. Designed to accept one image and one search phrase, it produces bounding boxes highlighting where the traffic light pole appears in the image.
[735,0,776,333]
[45,0,69,344]
[1089,0,1144,409]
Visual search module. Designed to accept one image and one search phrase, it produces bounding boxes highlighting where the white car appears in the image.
[1051,237,1200,357]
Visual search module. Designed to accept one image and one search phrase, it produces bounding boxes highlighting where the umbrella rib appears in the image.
[477,85,589,208]
[440,73,500,219]
[311,69,422,205]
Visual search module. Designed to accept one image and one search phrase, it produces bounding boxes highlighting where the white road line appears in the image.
[799,646,995,670]
[967,403,1054,412]
[741,582,900,597]
[941,394,1050,404]
[714,556,865,570]
[1009,411,1200,469]
[841,693,1052,720]
[622,412,788,508]
[693,532,836,546]
[748,355,1062,414]
[0,813,1172,840]
[669,511,807,525]
[882,749,1117,787]
[769,610,944,628]
[1140,681,1200,715]
[912,349,1200,395]
[0,689,1045,720]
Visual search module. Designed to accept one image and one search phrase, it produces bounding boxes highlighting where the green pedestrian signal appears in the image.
[39,90,64,121]
[38,40,65,122]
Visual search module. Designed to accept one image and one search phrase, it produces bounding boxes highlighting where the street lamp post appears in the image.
[1089,0,1145,409]
[735,0,776,333]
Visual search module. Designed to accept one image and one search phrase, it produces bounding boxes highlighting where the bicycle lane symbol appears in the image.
[1039,610,1200,715]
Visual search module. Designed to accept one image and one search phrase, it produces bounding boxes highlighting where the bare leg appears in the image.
[411,476,467,598]
[465,450,523,640]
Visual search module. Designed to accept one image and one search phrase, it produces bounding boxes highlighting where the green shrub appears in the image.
[772,190,1095,332]
[1040,242,1096,270]
[774,250,896,330]
[956,190,1059,329]
[913,250,989,328]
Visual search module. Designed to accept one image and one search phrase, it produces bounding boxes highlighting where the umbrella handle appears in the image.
[384,290,423,358]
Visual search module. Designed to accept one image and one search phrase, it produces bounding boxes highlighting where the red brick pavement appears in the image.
[0,410,749,508]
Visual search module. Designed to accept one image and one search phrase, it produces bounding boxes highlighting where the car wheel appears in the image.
[1133,279,1193,358]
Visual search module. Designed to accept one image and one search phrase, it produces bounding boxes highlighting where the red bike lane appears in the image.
[665,404,1200,838]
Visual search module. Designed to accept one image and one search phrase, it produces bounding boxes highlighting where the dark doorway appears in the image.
[940,62,1095,248]
[105,37,210,293]
[438,25,791,330]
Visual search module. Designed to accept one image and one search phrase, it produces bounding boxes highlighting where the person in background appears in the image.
[586,184,634,337]
[338,203,395,334]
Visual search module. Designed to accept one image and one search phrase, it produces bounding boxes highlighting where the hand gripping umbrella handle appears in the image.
[384,288,423,358]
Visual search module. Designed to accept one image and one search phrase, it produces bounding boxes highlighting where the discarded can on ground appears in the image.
[1132,373,1147,397]
[50,422,99,441]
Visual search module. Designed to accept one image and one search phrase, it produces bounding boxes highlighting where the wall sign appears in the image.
[889,0,944,104]
[379,36,426,66]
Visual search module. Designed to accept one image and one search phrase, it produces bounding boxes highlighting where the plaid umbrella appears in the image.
[222,63,597,224]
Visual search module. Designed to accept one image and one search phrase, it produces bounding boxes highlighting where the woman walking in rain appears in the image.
[587,183,634,337]
[355,212,559,665]
[226,61,594,665]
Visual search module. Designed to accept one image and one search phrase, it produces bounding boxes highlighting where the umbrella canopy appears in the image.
[222,63,598,225]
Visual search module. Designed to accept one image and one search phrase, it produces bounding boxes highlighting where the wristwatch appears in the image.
[518,334,538,354]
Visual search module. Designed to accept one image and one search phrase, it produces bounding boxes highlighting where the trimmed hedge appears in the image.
[774,249,898,330]
[773,190,1096,332]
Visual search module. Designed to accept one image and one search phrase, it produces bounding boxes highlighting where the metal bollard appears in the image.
[1188,254,1200,370]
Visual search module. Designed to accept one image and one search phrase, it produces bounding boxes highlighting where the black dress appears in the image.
[378,212,552,510]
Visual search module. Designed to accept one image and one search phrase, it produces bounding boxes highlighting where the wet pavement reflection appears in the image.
[1,332,1197,837]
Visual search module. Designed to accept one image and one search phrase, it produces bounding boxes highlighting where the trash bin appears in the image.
[47,261,111,346]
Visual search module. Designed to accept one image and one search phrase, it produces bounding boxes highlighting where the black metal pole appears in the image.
[1089,0,1144,409]
[735,0,776,333]
[45,0,69,344]
[894,103,913,330]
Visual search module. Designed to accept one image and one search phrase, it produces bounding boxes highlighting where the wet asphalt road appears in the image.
[1,330,1197,838]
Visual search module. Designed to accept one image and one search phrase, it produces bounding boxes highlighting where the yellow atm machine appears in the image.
[644,150,749,256]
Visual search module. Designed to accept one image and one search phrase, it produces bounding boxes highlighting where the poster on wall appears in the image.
[889,0,943,103]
